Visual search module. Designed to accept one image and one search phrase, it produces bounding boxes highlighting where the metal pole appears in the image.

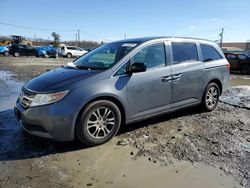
[75,33,78,46]
[78,29,80,47]
[220,28,224,48]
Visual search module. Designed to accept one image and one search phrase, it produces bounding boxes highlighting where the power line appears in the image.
[0,22,107,40]
[184,29,221,36]
[80,31,112,42]
[80,31,102,39]
[0,22,76,32]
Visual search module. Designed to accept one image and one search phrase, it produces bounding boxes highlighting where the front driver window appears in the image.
[130,43,166,69]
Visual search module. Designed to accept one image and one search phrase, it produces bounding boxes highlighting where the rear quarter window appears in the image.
[172,42,198,64]
[67,47,76,50]
[201,44,222,62]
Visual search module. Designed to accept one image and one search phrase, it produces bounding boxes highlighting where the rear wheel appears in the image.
[13,52,20,57]
[67,53,72,58]
[76,100,121,146]
[201,83,220,111]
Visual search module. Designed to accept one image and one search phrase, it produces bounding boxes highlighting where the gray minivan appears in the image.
[14,37,230,146]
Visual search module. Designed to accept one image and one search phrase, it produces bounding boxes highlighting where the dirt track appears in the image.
[0,56,249,187]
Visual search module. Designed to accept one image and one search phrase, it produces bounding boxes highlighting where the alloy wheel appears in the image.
[205,86,218,108]
[86,107,116,139]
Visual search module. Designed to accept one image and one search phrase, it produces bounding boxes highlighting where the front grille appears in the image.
[19,87,36,108]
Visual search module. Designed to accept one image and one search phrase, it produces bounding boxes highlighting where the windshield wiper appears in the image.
[75,65,107,71]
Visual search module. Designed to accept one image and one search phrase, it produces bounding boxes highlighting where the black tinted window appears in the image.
[201,44,222,62]
[238,54,247,60]
[67,47,76,50]
[172,42,198,64]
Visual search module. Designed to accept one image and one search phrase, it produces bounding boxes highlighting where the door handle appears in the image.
[172,74,182,80]
[161,76,172,82]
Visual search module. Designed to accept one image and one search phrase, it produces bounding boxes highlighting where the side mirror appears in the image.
[130,62,147,73]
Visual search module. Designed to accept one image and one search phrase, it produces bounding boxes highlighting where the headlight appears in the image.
[30,90,69,107]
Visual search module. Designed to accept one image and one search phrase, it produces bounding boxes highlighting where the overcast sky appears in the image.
[0,0,249,42]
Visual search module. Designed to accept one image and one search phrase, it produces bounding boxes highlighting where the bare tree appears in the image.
[51,32,60,47]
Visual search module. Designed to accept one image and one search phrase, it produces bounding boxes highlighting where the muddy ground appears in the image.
[0,56,249,188]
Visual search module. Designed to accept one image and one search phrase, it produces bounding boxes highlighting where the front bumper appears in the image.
[15,98,77,141]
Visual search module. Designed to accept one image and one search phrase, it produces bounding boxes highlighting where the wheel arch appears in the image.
[74,95,127,139]
[207,79,222,95]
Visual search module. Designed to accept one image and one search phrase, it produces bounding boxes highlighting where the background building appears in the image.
[222,42,250,51]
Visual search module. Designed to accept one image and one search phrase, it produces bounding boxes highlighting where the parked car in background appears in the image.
[44,45,58,58]
[9,44,39,57]
[224,52,250,74]
[0,46,9,56]
[60,45,88,58]
[36,45,58,58]
[35,46,47,57]
[14,37,230,146]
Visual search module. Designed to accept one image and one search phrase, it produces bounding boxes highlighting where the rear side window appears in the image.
[172,42,198,64]
[226,53,236,59]
[201,44,222,62]
[67,47,76,50]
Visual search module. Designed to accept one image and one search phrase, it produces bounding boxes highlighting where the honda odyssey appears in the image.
[14,37,230,146]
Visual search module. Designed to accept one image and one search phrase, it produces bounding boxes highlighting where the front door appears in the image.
[126,42,172,120]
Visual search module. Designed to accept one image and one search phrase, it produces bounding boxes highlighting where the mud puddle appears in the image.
[0,71,23,111]
[55,142,241,188]
[1,138,241,188]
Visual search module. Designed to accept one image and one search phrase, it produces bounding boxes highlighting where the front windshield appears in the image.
[73,42,139,70]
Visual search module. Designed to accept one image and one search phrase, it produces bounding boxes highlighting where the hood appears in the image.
[25,66,98,92]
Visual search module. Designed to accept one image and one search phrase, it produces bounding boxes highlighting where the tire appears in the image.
[4,51,9,56]
[13,52,20,57]
[241,64,250,75]
[76,100,121,146]
[201,83,220,112]
[66,53,72,58]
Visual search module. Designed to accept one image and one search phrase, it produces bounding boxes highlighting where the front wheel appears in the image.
[201,83,220,111]
[76,100,121,146]
[4,51,9,56]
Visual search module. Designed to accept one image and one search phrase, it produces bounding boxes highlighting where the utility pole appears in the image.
[219,28,224,48]
[75,33,78,46]
[78,29,80,47]
[124,33,127,39]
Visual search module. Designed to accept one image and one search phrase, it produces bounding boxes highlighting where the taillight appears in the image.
[227,63,230,70]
